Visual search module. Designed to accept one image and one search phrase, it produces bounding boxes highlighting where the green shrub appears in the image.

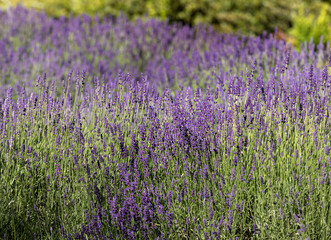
[0,0,147,18]
[165,0,296,35]
[289,2,331,49]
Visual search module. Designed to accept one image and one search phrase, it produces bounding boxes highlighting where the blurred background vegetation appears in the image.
[0,0,330,49]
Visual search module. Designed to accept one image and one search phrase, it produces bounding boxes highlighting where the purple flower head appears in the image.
[281,48,291,73]
[5,87,13,104]
[279,208,284,219]
[84,209,89,222]
[167,191,173,209]
[236,201,244,215]
[220,174,226,185]
[259,176,264,185]
[253,223,257,235]
[203,184,209,199]
[139,124,146,141]
[240,166,245,182]
[293,213,300,223]
[34,204,38,214]
[260,151,265,167]
[209,202,214,220]
[202,165,208,179]
[298,224,306,234]
[308,64,314,90]
[94,182,105,204]
[325,145,330,156]
[322,66,328,88]
[275,193,280,200]
[231,167,236,181]
[228,210,233,230]
[233,156,238,166]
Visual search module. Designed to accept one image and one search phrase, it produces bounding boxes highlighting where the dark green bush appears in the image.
[165,0,295,35]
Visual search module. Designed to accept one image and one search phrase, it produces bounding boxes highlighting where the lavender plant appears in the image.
[0,6,330,240]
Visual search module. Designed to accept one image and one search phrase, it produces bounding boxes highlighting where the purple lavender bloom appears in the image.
[2,6,331,239]
[253,223,257,235]
[259,176,264,185]
[228,210,233,230]
[220,174,226,185]
[293,213,300,223]
[279,208,284,219]
[281,48,291,73]
[236,200,244,215]
[231,167,236,181]
[240,166,246,182]
[209,202,214,220]
[203,185,209,199]
[325,145,330,156]
[275,193,280,200]
[34,204,38,214]
[202,165,208,179]
[298,224,306,234]
[322,66,329,88]
[94,182,105,204]
[167,191,173,209]
[233,156,238,166]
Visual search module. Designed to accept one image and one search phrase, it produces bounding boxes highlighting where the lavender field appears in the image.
[0,6,330,240]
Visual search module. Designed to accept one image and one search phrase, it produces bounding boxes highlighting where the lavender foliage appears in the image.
[0,6,330,240]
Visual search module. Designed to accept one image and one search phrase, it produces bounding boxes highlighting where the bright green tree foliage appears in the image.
[289,2,331,48]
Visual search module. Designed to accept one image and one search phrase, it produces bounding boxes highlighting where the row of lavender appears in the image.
[0,6,330,240]
[0,6,330,98]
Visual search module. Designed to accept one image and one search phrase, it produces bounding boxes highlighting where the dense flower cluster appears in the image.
[0,6,330,240]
